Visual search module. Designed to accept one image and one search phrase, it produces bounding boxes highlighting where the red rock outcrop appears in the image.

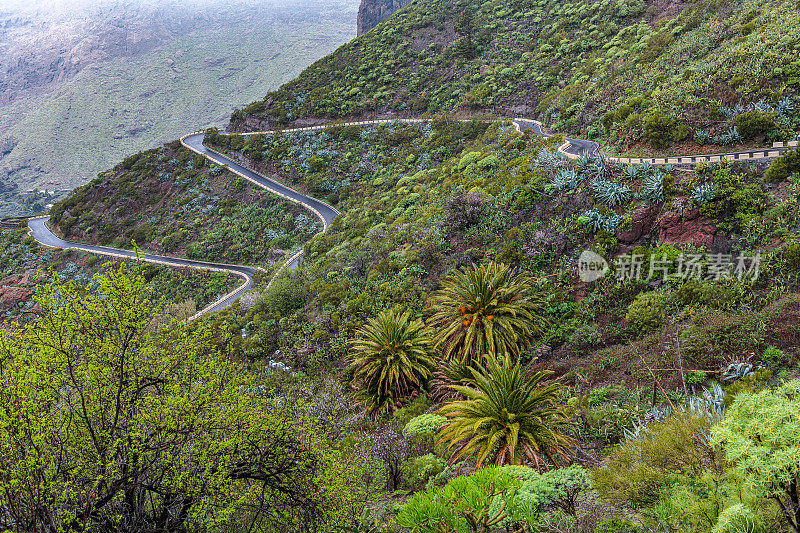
[617,205,660,244]
[658,209,717,246]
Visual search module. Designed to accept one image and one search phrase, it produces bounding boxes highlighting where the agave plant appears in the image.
[639,174,664,203]
[575,153,591,175]
[592,179,632,206]
[581,209,605,232]
[622,405,671,441]
[694,130,713,144]
[688,382,725,420]
[690,182,716,205]
[534,148,561,171]
[580,209,621,232]
[623,165,639,180]
[722,362,754,381]
[712,127,741,145]
[348,308,435,416]
[550,169,579,191]
[428,262,548,365]
[637,160,652,177]
[586,159,605,180]
[438,354,576,468]
[601,214,622,232]
[774,96,796,119]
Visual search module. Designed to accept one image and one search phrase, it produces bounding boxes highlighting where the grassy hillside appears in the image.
[0,1,358,215]
[28,0,800,530]
[49,139,321,267]
[233,0,800,153]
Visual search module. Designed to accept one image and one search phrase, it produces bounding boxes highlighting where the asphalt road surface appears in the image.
[14,117,795,317]
[27,216,257,315]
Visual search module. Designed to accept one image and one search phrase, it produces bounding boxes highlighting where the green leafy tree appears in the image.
[454,9,477,58]
[348,308,435,416]
[711,380,800,532]
[438,355,575,468]
[0,265,355,531]
[397,467,533,533]
[429,262,548,365]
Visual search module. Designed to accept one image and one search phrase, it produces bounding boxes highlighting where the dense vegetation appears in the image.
[198,115,800,530]
[0,265,371,531]
[48,140,321,267]
[8,0,800,530]
[233,0,800,156]
[0,225,236,322]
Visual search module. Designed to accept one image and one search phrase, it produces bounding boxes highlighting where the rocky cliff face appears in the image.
[356,0,412,35]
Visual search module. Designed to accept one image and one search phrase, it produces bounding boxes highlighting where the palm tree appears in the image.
[428,262,547,365]
[348,308,434,416]
[438,355,576,469]
[429,357,476,402]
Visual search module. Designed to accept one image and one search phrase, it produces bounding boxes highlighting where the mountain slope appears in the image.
[232,0,800,151]
[0,0,359,215]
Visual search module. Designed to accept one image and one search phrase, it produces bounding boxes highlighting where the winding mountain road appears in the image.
[15,117,800,318]
[26,216,260,318]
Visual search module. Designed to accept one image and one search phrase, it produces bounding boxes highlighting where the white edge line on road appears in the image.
[26,119,792,320]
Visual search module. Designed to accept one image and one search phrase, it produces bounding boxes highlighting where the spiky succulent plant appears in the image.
[581,209,621,232]
[551,169,579,191]
[592,179,632,206]
[639,174,664,203]
[690,182,716,205]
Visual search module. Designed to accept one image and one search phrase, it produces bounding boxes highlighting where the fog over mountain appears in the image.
[0,0,358,214]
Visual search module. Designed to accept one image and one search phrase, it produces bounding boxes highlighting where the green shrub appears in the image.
[733,110,777,139]
[680,310,766,367]
[722,369,772,408]
[597,518,640,533]
[402,413,447,437]
[761,345,784,367]
[593,411,715,506]
[396,467,531,531]
[500,465,590,516]
[712,504,761,533]
[395,395,433,429]
[86,255,99,267]
[765,149,800,182]
[784,242,800,270]
[625,291,666,331]
[643,110,677,149]
[306,155,326,173]
[256,273,307,317]
[711,381,800,532]
[685,370,706,386]
[400,453,447,490]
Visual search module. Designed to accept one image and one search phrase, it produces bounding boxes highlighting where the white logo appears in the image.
[578,250,608,282]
